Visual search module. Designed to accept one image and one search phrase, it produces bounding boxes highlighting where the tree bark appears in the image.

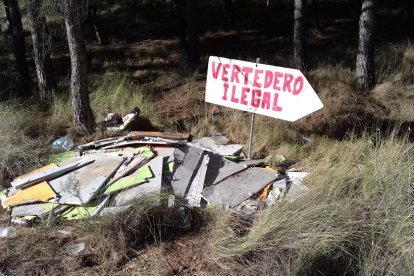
[293,0,306,71]
[186,0,200,70]
[3,0,32,97]
[356,0,376,91]
[26,0,56,102]
[63,0,95,135]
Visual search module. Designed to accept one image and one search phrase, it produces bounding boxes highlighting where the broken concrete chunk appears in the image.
[201,167,280,208]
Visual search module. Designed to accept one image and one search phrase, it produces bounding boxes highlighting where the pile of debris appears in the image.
[0,131,309,227]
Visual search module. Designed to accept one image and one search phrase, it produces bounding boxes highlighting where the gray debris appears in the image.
[171,147,204,196]
[99,205,133,216]
[201,167,281,208]
[204,154,247,187]
[114,156,164,206]
[0,227,17,238]
[66,243,85,255]
[185,154,209,207]
[2,130,310,226]
[285,172,310,202]
[49,155,124,205]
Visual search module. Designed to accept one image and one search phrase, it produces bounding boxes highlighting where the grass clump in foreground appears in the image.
[209,132,414,275]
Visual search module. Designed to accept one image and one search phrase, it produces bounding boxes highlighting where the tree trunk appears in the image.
[26,0,56,102]
[63,0,95,135]
[356,0,376,91]
[186,0,200,70]
[3,0,32,97]
[293,0,306,71]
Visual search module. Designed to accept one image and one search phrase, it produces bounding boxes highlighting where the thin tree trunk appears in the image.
[356,0,376,91]
[63,0,95,135]
[3,0,32,97]
[293,0,306,71]
[186,0,200,70]
[26,0,56,102]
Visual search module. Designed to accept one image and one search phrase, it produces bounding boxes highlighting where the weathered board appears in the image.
[114,156,164,206]
[171,147,204,196]
[201,167,280,208]
[49,155,124,205]
[185,154,210,207]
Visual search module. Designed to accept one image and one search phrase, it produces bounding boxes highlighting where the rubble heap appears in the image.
[0,131,309,226]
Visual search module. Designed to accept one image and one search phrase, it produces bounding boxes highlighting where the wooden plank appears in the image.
[201,167,280,208]
[102,139,183,150]
[114,156,163,206]
[11,160,94,189]
[49,155,125,205]
[2,181,56,208]
[18,164,58,179]
[128,131,190,141]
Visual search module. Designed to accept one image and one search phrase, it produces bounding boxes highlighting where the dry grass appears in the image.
[0,195,216,275]
[0,102,53,188]
[209,132,414,275]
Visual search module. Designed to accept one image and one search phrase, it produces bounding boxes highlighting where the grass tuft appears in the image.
[209,131,414,275]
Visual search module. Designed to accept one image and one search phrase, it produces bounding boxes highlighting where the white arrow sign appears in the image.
[205,56,323,122]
